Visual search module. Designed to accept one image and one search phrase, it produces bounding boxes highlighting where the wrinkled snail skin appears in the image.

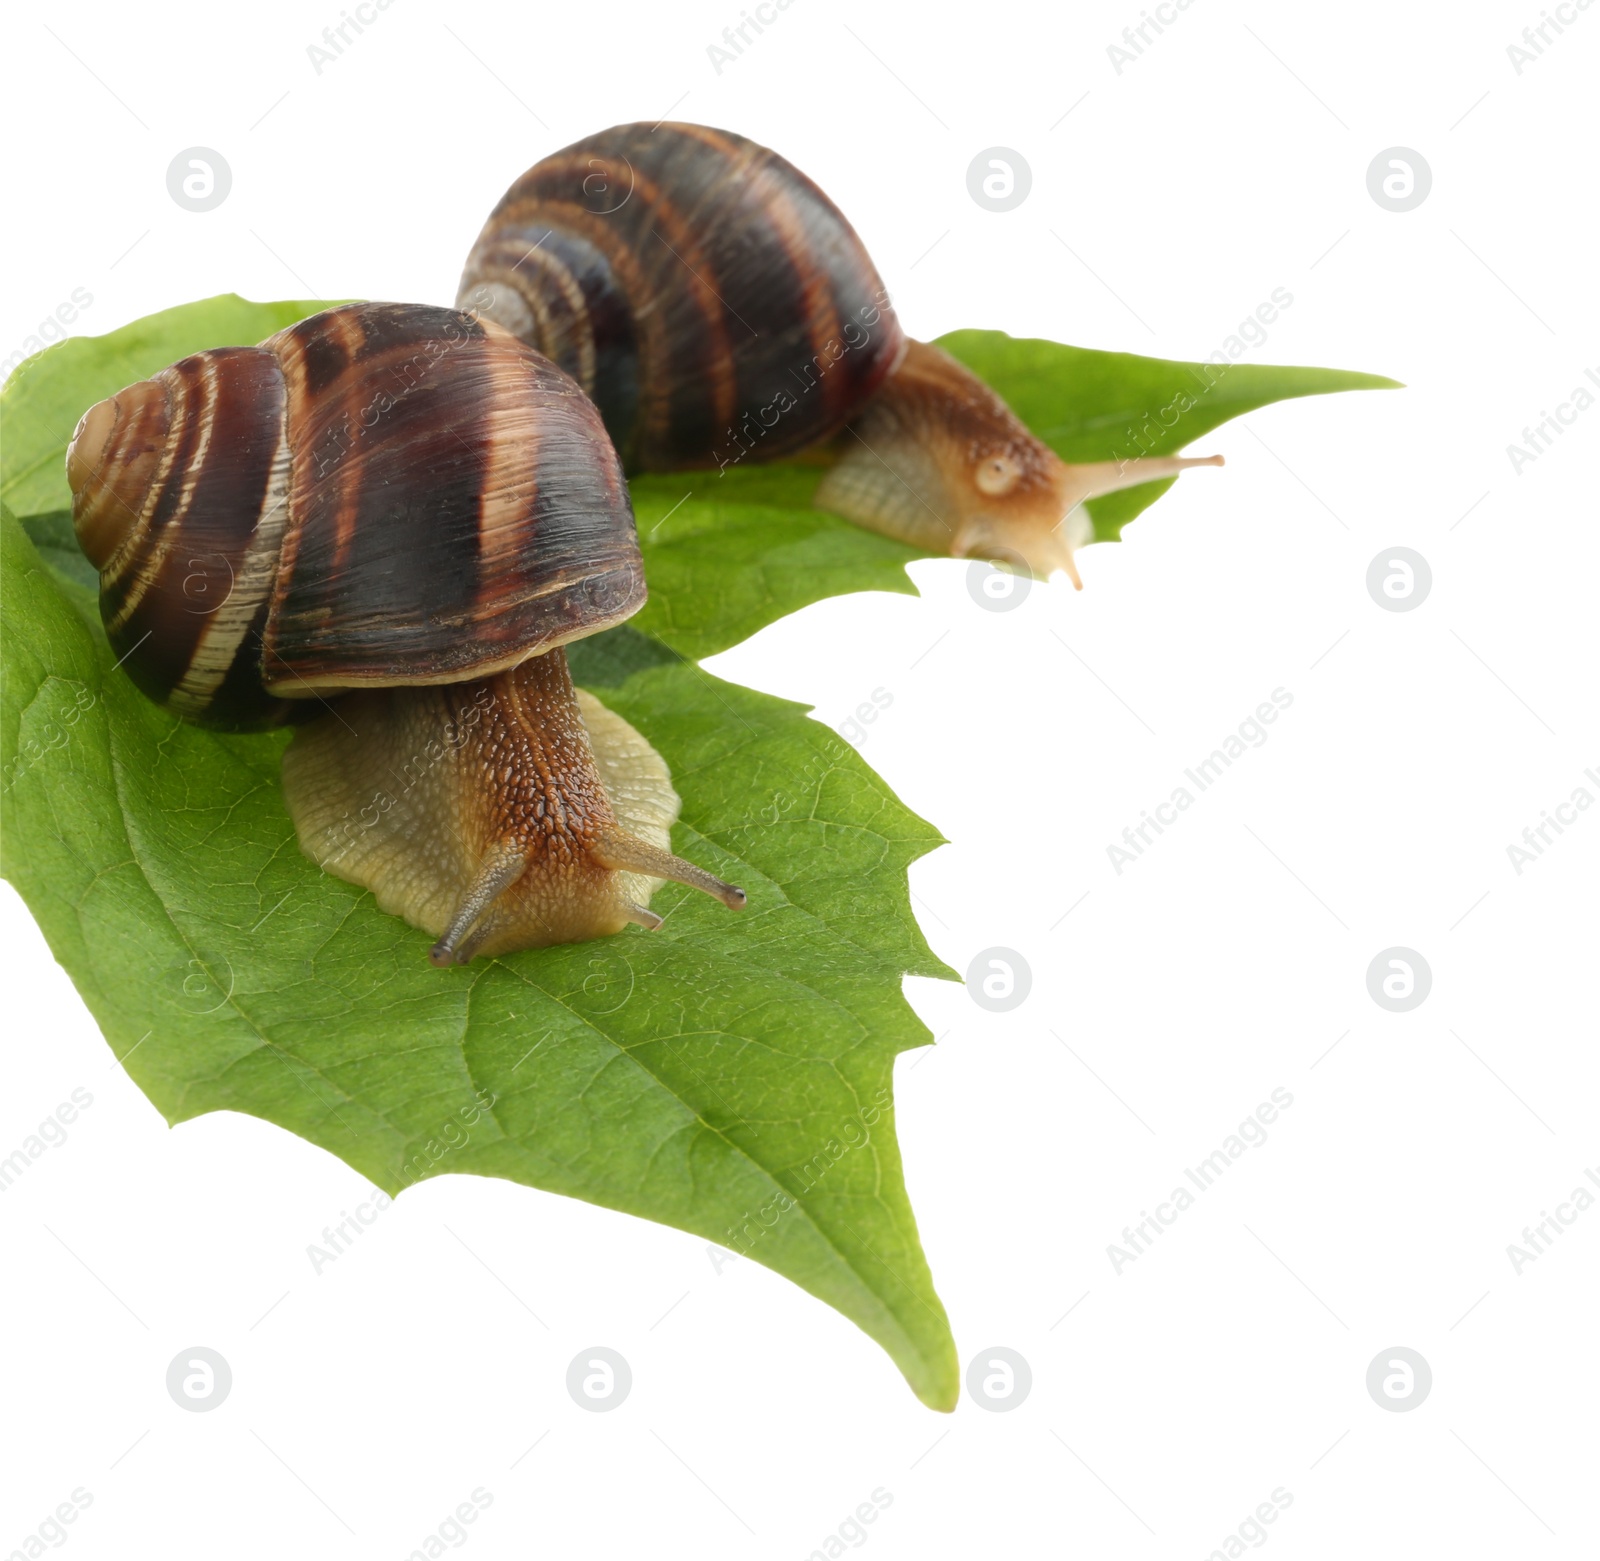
[65,301,745,962]
[460,122,1223,586]
[284,648,744,965]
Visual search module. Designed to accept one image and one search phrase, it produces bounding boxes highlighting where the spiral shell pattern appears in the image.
[68,303,645,730]
[458,122,906,474]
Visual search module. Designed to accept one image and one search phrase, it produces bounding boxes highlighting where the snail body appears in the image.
[66,302,744,962]
[459,123,1222,586]
[284,649,737,959]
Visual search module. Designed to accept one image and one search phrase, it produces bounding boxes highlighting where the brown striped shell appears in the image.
[457,122,905,474]
[65,302,645,730]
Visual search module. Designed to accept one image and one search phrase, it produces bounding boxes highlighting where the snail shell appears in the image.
[458,121,905,474]
[67,302,643,729]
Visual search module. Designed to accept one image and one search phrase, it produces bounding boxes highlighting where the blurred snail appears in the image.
[458,121,1222,587]
[64,301,745,964]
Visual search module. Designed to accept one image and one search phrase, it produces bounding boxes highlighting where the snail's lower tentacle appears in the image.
[429,842,529,967]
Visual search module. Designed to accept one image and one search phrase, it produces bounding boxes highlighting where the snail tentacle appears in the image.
[428,843,530,968]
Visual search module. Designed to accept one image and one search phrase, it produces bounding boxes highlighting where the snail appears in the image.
[458,121,1223,588]
[64,301,745,964]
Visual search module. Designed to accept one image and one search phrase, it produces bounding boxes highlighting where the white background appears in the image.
[2,0,1597,1556]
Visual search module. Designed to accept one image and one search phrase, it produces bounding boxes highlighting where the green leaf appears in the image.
[627,474,924,661]
[1,502,957,1408]
[0,296,1395,1408]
